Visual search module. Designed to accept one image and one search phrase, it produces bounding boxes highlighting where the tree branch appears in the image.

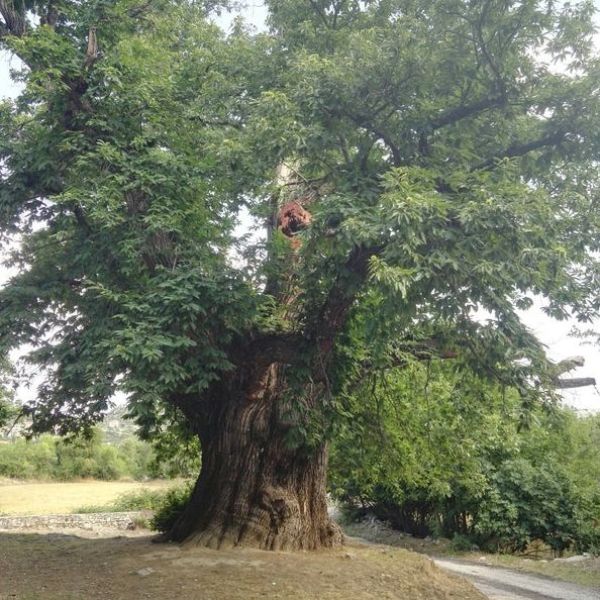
[429,95,507,131]
[72,204,92,236]
[310,245,381,353]
[361,341,459,372]
[307,0,332,30]
[552,355,585,376]
[550,355,596,389]
[553,377,596,389]
[329,109,402,166]
[474,131,565,170]
[359,121,402,167]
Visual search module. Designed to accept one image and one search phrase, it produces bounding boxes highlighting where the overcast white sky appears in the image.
[1,3,599,413]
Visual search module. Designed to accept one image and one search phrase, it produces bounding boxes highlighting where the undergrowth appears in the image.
[74,480,194,532]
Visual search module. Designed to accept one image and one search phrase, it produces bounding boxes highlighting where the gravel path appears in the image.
[435,558,600,600]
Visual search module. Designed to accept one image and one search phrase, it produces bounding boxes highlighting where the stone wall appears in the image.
[0,511,147,530]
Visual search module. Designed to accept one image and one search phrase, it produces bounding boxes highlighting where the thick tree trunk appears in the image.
[163,373,343,550]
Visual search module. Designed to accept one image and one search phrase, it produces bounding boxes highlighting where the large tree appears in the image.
[1,0,599,550]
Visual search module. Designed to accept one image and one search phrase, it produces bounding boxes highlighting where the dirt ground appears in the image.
[0,529,486,600]
[0,480,175,515]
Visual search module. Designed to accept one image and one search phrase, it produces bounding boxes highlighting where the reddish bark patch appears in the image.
[278,201,312,237]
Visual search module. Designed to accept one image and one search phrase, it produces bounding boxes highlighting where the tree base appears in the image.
[180,517,344,552]
[160,380,343,551]
[159,482,344,551]
[158,447,344,551]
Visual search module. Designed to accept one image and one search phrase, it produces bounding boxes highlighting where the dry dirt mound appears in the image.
[0,530,486,599]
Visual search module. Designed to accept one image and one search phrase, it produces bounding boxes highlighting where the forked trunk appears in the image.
[164,374,342,550]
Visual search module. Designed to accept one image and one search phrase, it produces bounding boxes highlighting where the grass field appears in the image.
[0,480,175,515]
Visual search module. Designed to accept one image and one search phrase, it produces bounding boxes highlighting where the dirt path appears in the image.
[0,529,486,600]
[435,558,600,600]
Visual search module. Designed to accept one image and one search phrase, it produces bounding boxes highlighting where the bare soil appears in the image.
[0,528,486,600]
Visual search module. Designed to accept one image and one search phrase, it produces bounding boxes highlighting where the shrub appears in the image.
[76,480,196,532]
[0,436,58,478]
[450,533,473,552]
[54,431,127,480]
[111,488,169,511]
[151,480,194,532]
[573,490,600,555]
[474,460,578,553]
[75,487,171,513]
[0,398,17,429]
[330,362,600,555]
[117,438,156,479]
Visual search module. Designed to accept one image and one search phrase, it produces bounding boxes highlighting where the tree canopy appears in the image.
[1,0,599,548]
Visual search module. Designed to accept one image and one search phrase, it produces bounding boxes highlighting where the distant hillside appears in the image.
[1,404,137,443]
[100,405,137,443]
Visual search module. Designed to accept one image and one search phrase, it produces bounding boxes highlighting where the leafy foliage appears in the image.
[0,428,196,480]
[0,0,598,436]
[474,458,579,552]
[0,355,16,429]
[151,480,194,533]
[1,0,268,436]
[0,395,16,431]
[330,362,600,553]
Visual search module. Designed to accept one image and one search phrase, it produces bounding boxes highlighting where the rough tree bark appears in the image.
[164,365,343,550]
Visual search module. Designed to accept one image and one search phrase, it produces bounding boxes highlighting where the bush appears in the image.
[0,436,58,478]
[75,487,172,513]
[0,398,17,429]
[117,438,157,479]
[151,481,194,532]
[330,362,600,555]
[573,490,600,555]
[474,460,577,553]
[54,432,127,480]
[450,533,474,552]
[76,481,195,533]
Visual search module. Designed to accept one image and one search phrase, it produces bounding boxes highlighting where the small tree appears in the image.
[1,0,599,549]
